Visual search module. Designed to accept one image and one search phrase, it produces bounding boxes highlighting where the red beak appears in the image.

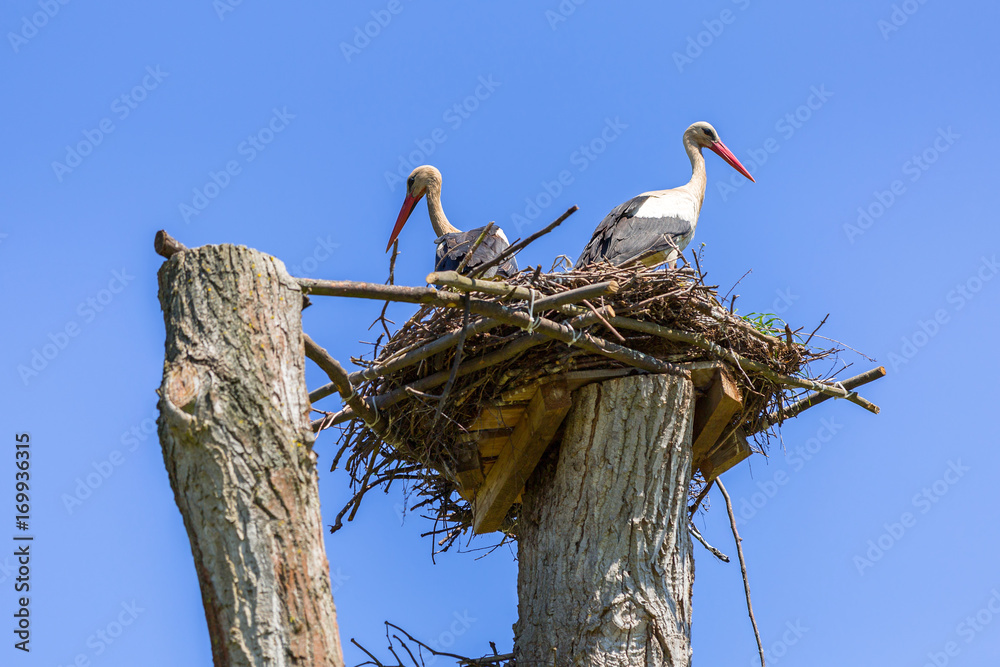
[709,140,755,183]
[386,192,422,252]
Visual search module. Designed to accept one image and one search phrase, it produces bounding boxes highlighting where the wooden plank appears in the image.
[701,429,752,481]
[691,366,742,464]
[467,405,527,431]
[453,440,484,497]
[686,361,726,391]
[473,381,572,534]
[457,429,514,459]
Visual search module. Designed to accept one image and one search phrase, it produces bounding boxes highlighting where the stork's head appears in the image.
[685,121,755,183]
[386,165,443,252]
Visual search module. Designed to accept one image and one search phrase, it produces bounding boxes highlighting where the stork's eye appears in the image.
[704,128,716,139]
[407,176,415,190]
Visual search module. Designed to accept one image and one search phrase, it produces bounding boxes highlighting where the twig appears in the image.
[688,521,729,562]
[350,638,386,667]
[454,222,494,274]
[385,622,469,662]
[461,653,515,666]
[580,298,625,342]
[371,240,401,340]
[807,333,877,362]
[804,314,828,347]
[688,300,783,347]
[468,205,578,279]
[689,479,714,514]
[717,478,765,667]
[764,366,886,426]
[722,268,752,304]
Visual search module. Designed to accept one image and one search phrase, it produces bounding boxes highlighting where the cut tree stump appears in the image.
[157,244,344,667]
[516,375,695,665]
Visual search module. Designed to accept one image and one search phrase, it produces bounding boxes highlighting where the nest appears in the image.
[318,255,856,553]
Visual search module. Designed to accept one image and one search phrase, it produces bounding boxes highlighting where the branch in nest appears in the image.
[299,278,466,306]
[763,366,886,426]
[303,334,417,456]
[454,222,494,274]
[426,270,619,317]
[467,205,578,279]
[607,316,881,414]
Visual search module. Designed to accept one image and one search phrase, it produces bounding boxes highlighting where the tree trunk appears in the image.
[516,375,695,666]
[156,244,344,667]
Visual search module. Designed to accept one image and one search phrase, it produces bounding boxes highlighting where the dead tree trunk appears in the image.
[516,375,695,666]
[156,244,344,667]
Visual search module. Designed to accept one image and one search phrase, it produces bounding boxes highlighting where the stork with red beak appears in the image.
[575,121,755,268]
[386,165,518,278]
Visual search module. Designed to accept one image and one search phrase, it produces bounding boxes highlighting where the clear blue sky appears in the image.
[2,1,999,664]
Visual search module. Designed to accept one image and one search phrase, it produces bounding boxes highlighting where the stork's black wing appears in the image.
[574,195,693,267]
[435,226,518,278]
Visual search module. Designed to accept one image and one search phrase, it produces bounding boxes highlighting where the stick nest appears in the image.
[322,257,842,553]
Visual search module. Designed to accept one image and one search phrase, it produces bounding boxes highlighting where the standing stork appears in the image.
[386,165,518,278]
[575,121,755,268]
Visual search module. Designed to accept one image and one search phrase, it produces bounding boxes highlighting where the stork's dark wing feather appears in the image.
[574,195,694,267]
[435,226,518,278]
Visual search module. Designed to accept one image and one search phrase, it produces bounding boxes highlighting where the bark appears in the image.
[156,244,344,667]
[516,375,695,666]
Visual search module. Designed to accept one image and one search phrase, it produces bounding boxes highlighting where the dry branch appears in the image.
[299,279,465,306]
[765,366,886,425]
[426,271,619,316]
[718,479,765,667]
[468,205,578,279]
[607,317,880,414]
[454,222,494,274]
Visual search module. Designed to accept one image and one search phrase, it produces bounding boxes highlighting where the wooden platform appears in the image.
[456,362,751,534]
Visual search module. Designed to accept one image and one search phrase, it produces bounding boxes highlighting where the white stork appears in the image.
[386,165,518,278]
[575,121,754,268]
